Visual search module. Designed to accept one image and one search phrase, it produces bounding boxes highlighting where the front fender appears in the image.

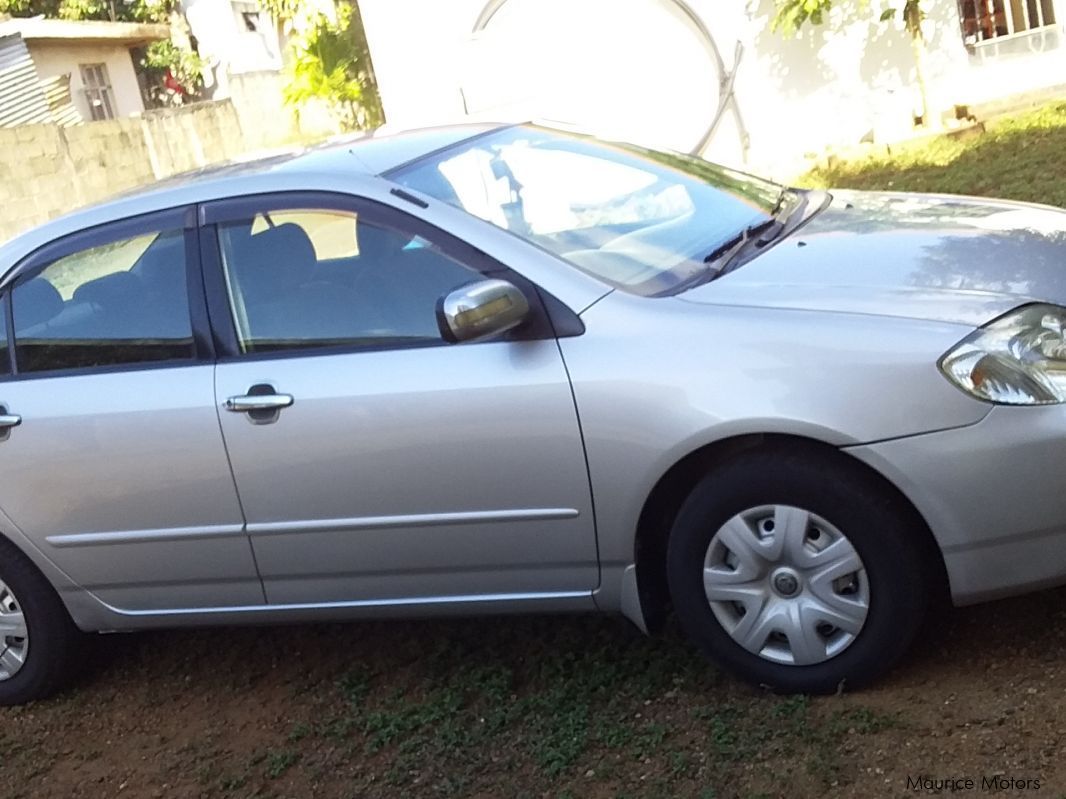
[561,293,989,587]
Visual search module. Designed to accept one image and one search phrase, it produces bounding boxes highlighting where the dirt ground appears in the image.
[2,583,1066,799]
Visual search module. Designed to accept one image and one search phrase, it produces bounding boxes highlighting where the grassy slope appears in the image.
[801,101,1066,209]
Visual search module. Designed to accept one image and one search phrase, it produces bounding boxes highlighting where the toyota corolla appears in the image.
[1,123,1064,703]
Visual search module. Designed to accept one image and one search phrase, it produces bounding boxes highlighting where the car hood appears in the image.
[679,190,1066,327]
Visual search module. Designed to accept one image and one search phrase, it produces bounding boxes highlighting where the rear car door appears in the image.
[203,192,598,606]
[0,209,259,612]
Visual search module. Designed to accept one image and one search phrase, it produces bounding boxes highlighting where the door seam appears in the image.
[554,338,603,594]
[212,362,267,604]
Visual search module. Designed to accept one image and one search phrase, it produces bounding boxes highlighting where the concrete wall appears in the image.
[226,69,298,147]
[359,0,1066,176]
[0,100,258,242]
[26,39,145,120]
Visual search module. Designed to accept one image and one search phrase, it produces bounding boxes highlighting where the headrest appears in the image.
[74,271,141,309]
[238,223,317,298]
[356,221,414,263]
[13,277,63,330]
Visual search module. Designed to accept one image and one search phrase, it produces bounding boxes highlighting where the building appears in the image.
[0,17,169,125]
[180,0,283,100]
[357,0,1066,173]
[180,0,337,99]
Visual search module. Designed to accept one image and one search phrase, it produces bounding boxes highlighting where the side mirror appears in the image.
[437,279,531,343]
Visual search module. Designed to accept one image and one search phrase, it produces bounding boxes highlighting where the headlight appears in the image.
[940,304,1066,405]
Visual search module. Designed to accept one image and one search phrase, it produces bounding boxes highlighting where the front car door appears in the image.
[0,209,258,612]
[203,192,598,606]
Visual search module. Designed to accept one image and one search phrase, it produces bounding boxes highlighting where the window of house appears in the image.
[11,229,195,374]
[959,0,1057,45]
[79,63,116,121]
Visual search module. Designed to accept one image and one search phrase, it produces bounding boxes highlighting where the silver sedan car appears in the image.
[1,122,1064,704]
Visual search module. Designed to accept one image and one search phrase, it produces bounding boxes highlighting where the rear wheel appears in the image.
[0,538,82,705]
[666,449,930,693]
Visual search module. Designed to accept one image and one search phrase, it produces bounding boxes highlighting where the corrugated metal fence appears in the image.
[0,34,52,128]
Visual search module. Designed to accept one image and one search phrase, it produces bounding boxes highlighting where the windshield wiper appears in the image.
[703,189,800,271]
[665,190,802,296]
[702,217,779,266]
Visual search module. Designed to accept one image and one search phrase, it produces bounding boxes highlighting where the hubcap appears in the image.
[0,578,28,681]
[702,505,869,666]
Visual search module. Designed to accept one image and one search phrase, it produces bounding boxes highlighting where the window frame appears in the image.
[958,0,1058,47]
[78,62,116,121]
[199,191,568,362]
[0,205,214,382]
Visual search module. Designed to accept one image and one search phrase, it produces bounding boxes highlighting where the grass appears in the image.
[242,618,900,796]
[801,100,1066,209]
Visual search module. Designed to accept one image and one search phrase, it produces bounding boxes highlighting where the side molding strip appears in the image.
[246,508,580,536]
[99,590,594,618]
[46,524,246,548]
[45,509,581,548]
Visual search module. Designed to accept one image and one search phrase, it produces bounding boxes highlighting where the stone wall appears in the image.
[226,71,300,150]
[0,97,311,243]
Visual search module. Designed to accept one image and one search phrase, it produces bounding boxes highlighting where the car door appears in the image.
[0,209,259,612]
[202,192,598,606]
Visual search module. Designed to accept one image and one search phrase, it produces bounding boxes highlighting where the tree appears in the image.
[0,0,174,23]
[772,0,935,129]
[260,0,383,131]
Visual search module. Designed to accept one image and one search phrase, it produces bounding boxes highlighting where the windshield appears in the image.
[389,125,781,295]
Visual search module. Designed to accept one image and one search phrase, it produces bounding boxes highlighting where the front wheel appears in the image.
[666,449,930,693]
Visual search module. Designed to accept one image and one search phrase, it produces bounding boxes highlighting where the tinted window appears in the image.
[392,125,782,296]
[217,208,480,354]
[0,298,9,376]
[12,229,195,373]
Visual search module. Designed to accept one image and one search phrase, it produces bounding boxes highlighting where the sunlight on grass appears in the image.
[801,101,1066,209]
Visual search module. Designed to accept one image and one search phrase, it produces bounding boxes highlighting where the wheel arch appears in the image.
[0,521,94,631]
[630,432,951,633]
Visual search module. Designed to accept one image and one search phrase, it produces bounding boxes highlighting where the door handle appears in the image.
[225,394,294,413]
[0,413,20,430]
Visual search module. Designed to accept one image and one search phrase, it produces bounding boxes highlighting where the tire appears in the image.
[0,536,82,705]
[666,448,930,694]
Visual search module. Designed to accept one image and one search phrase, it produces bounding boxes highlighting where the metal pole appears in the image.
[470,0,751,161]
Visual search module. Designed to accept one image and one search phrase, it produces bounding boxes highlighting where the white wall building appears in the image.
[180,0,283,99]
[358,0,1066,173]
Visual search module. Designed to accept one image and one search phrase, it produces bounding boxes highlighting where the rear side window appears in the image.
[11,229,195,374]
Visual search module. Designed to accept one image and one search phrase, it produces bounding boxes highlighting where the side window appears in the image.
[12,228,195,374]
[216,208,483,354]
[0,298,10,376]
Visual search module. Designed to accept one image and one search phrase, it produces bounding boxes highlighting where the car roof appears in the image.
[0,122,506,271]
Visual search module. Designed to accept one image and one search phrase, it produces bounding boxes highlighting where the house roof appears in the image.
[0,17,169,46]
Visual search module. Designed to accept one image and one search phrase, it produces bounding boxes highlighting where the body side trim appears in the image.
[246,508,580,536]
[46,524,246,548]
[99,589,593,618]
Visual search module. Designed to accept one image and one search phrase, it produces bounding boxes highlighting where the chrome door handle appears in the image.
[225,394,294,413]
[0,413,21,429]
